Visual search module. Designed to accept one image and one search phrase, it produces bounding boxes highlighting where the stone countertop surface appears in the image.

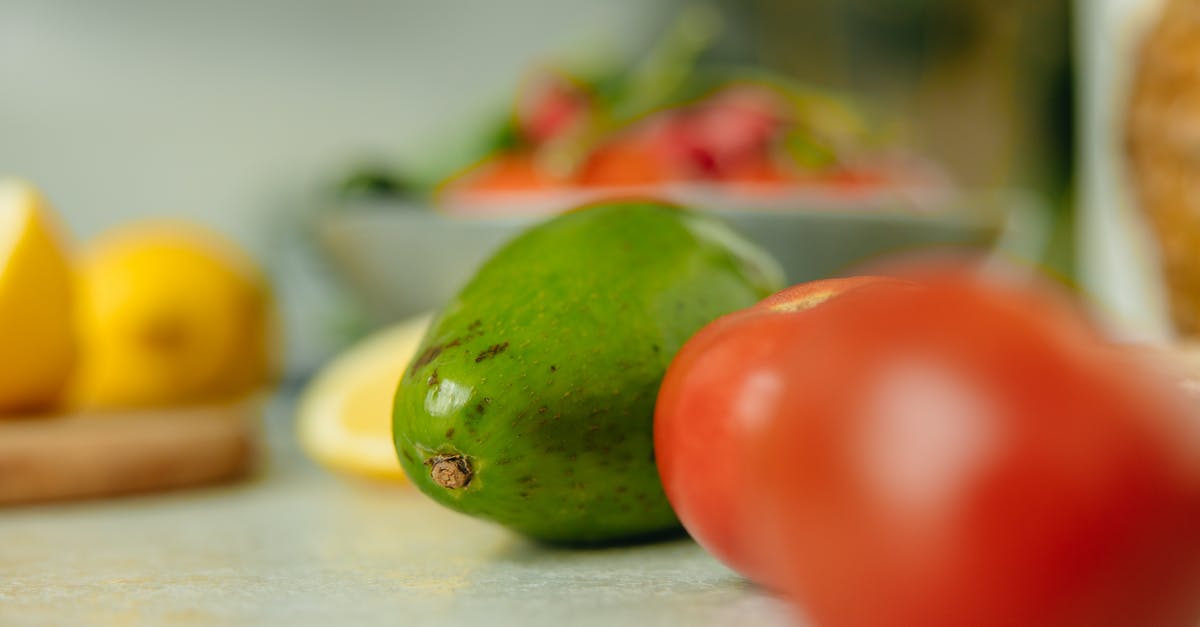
[0,397,796,627]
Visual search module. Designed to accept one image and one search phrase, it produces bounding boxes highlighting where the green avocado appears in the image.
[392,201,783,544]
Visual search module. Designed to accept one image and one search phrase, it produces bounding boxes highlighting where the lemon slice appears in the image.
[298,313,432,481]
[0,180,75,414]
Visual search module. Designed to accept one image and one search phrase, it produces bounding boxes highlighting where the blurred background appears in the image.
[9,1,1200,621]
[0,0,1172,380]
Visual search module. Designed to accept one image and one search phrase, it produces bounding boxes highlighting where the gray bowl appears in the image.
[314,192,1040,321]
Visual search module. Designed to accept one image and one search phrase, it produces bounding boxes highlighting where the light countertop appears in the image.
[0,397,796,627]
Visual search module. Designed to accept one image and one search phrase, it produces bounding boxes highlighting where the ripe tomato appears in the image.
[655,275,912,587]
[577,137,676,187]
[516,69,593,145]
[660,270,1200,626]
[443,152,561,194]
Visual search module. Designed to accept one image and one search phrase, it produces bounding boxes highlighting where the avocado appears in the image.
[392,201,783,544]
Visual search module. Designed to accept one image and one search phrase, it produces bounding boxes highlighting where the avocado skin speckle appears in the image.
[393,201,783,544]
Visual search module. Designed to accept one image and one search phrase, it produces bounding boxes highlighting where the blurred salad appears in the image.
[335,7,948,215]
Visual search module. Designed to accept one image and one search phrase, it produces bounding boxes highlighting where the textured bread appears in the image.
[1127,0,1200,336]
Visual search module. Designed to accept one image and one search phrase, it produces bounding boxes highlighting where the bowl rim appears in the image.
[319,187,1035,230]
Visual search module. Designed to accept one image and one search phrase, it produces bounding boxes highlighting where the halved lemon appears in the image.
[297,313,431,481]
[0,180,76,414]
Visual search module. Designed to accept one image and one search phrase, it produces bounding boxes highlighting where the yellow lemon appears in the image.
[0,180,76,414]
[70,222,275,410]
[297,313,431,481]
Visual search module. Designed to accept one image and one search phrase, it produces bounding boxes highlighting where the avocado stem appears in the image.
[428,455,472,489]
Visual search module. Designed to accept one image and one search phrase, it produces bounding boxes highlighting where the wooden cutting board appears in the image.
[0,400,259,505]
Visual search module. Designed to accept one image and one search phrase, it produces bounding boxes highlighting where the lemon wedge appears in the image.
[298,313,432,481]
[0,180,75,414]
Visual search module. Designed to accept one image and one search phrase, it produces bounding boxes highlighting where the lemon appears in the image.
[298,313,431,481]
[69,222,275,410]
[0,180,76,414]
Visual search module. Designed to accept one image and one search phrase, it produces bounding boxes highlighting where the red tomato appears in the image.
[655,276,910,587]
[516,69,593,145]
[657,271,1200,627]
[577,136,676,187]
[442,152,561,194]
